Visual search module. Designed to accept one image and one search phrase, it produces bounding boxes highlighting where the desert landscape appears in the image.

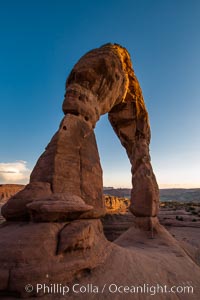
[1,184,200,299]
[103,188,200,267]
[1,43,200,299]
[1,0,200,299]
[1,185,200,253]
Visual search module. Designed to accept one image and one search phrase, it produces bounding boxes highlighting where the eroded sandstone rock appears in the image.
[58,219,100,253]
[2,182,52,220]
[2,43,159,223]
[27,193,94,222]
[0,184,25,203]
[0,43,160,298]
[0,220,111,298]
[104,195,130,213]
[63,43,159,220]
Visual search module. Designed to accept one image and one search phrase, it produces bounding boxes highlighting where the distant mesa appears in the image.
[104,187,200,203]
[0,184,25,204]
[104,187,131,198]
[1,186,200,215]
[103,186,114,190]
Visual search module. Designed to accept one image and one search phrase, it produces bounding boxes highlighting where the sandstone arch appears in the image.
[2,43,159,226]
[0,44,163,297]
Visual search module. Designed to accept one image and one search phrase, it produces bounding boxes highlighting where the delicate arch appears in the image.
[2,44,159,222]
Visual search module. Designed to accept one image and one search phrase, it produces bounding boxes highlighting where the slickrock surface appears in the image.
[2,225,200,300]
[102,205,200,272]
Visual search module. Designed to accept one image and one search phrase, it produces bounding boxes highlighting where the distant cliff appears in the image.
[1,184,200,208]
[104,195,130,213]
[0,184,25,203]
[104,187,200,202]
[104,188,131,198]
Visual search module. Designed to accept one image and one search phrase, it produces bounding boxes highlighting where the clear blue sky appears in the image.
[0,0,200,188]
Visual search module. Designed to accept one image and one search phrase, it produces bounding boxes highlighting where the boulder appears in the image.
[27,193,94,222]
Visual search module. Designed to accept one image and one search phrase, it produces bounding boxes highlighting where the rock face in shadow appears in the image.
[0,43,162,298]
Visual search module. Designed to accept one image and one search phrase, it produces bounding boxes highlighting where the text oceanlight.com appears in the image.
[25,283,194,296]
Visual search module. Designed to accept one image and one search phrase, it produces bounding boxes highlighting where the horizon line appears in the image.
[1,182,200,190]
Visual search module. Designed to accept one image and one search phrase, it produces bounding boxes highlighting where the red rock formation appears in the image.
[104,195,130,213]
[0,44,161,297]
[0,184,24,203]
[2,43,159,225]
